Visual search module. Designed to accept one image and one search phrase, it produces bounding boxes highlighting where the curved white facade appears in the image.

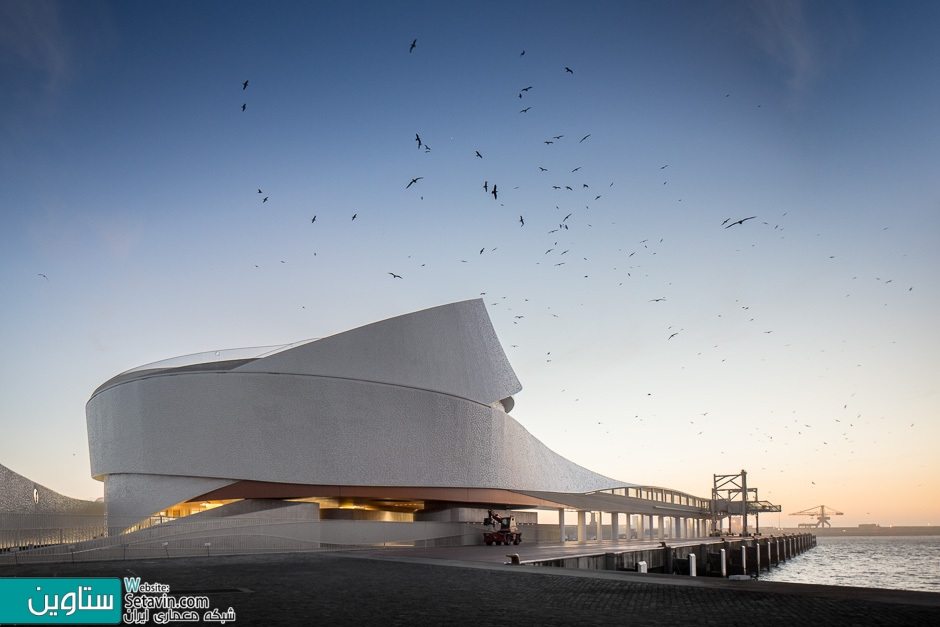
[86,299,627,524]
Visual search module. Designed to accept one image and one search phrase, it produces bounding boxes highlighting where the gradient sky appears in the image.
[2,1,938,527]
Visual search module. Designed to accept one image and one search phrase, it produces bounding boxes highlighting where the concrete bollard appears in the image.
[741,546,747,575]
[720,549,727,577]
[689,552,697,577]
[637,561,648,573]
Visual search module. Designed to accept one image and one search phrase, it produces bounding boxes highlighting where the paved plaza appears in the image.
[2,550,939,625]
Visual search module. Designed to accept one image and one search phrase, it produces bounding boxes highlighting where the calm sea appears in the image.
[757,535,940,592]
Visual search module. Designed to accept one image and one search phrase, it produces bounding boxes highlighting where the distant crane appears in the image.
[789,505,844,528]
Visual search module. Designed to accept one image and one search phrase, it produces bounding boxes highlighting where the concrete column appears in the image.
[658,515,665,540]
[577,510,587,544]
[558,508,566,543]
[596,511,602,541]
[638,515,645,540]
[648,515,655,540]
[611,512,620,542]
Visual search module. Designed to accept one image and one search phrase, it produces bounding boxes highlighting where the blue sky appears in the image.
[2,0,938,526]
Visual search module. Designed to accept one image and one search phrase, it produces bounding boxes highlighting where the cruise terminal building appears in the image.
[84,299,713,547]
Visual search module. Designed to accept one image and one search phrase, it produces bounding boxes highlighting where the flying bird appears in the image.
[37,273,48,281]
[538,166,547,171]
[262,196,268,203]
[415,133,421,148]
[409,39,416,53]
[724,216,756,228]
[520,50,525,56]
[241,103,246,111]
[389,272,402,279]
[242,80,249,90]
[521,86,533,92]
[257,189,262,193]
[475,150,483,158]
[311,215,316,223]
[565,67,573,74]
[491,184,498,200]
[479,248,485,255]
[483,181,488,192]
[579,134,590,143]
[519,216,524,226]
[406,177,423,188]
[351,213,357,221]
[520,107,531,113]
[571,166,581,172]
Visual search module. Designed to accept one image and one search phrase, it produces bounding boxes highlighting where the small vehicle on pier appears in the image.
[483,509,521,545]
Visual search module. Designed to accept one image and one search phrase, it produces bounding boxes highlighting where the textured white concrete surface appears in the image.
[86,300,626,524]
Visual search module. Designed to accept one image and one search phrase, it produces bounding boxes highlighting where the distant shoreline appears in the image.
[768,526,940,537]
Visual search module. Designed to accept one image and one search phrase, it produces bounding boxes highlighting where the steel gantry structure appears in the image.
[710,469,781,536]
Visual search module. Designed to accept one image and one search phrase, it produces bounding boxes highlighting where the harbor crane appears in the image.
[789,505,844,528]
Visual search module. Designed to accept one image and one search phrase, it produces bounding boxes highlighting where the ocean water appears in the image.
[757,535,940,592]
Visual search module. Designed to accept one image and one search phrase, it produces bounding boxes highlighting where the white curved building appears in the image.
[86,299,634,530]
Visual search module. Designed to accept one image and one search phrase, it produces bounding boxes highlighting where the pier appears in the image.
[517,533,816,577]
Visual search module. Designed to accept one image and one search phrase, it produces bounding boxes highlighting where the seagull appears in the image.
[520,50,525,56]
[491,184,497,200]
[351,213,357,221]
[553,135,564,139]
[241,103,246,111]
[579,134,590,143]
[409,39,416,53]
[389,272,402,279]
[415,133,421,149]
[649,297,666,302]
[483,181,488,192]
[311,215,316,223]
[406,177,423,188]
[565,67,573,74]
[660,164,668,169]
[538,166,547,171]
[519,216,524,226]
[571,166,581,172]
[475,150,483,158]
[725,216,756,228]
[262,196,268,203]
[479,248,485,255]
[562,213,572,222]
[38,273,48,281]
[242,80,249,90]
[520,107,531,113]
[521,86,533,92]
[544,141,554,145]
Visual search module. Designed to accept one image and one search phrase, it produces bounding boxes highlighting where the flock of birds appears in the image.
[27,32,914,507]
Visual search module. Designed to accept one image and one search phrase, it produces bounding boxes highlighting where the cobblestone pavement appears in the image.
[2,551,939,626]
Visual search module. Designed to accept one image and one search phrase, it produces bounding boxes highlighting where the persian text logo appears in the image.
[0,578,122,624]
[121,578,236,624]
